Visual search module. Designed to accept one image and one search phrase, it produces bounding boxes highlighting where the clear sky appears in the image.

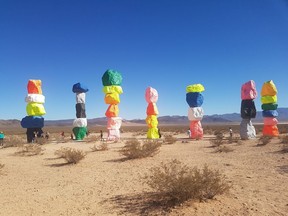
[1,0,288,120]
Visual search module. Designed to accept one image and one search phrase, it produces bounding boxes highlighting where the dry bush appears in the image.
[119,138,161,159]
[281,144,288,153]
[210,131,224,147]
[85,135,99,143]
[132,132,146,136]
[228,136,240,144]
[280,135,288,144]
[163,134,177,144]
[214,145,234,153]
[54,147,86,164]
[278,125,287,134]
[2,135,25,148]
[90,143,108,152]
[204,128,214,135]
[144,159,231,204]
[15,144,44,156]
[0,163,4,175]
[257,136,272,146]
[55,136,69,143]
[35,137,48,145]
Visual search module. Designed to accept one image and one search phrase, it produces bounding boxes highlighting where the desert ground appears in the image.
[0,126,288,216]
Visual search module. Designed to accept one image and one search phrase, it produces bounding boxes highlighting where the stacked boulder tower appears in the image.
[72,83,89,140]
[240,80,257,139]
[145,87,159,139]
[261,80,279,137]
[102,69,123,141]
[21,80,46,143]
[186,84,205,139]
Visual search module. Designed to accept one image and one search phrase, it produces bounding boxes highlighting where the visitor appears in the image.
[229,127,233,138]
[33,131,38,143]
[158,128,162,138]
[187,128,191,138]
[100,130,103,141]
[86,130,90,137]
[0,131,4,146]
[45,131,50,139]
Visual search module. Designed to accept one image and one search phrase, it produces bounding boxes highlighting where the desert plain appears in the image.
[0,125,288,216]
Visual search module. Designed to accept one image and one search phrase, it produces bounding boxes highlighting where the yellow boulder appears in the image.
[261,95,277,104]
[186,84,205,93]
[26,102,46,116]
[146,115,158,128]
[147,127,160,139]
[103,85,123,94]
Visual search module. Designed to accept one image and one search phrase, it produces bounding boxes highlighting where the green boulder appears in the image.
[102,69,122,86]
[73,127,87,140]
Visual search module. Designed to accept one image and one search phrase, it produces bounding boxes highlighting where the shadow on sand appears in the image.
[103,192,178,216]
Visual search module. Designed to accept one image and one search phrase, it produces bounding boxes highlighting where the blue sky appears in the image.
[1,0,288,120]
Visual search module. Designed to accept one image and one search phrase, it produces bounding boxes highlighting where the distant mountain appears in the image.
[215,107,288,123]
[1,108,287,128]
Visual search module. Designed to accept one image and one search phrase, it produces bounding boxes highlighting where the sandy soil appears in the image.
[0,132,288,216]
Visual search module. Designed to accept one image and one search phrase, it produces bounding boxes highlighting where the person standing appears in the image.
[100,130,103,141]
[229,127,233,138]
[187,128,191,138]
[0,131,4,146]
[45,131,50,139]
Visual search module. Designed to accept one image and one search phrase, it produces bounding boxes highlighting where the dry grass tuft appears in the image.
[0,163,4,175]
[144,159,231,204]
[257,136,272,146]
[281,144,288,153]
[280,135,288,144]
[90,143,109,152]
[15,144,44,156]
[214,145,234,153]
[2,135,26,148]
[210,131,224,147]
[119,138,161,159]
[228,136,240,144]
[55,136,69,144]
[54,147,86,164]
[85,135,100,143]
[163,134,177,144]
[34,137,48,145]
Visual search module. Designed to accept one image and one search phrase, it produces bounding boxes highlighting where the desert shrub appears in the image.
[119,138,161,159]
[2,135,25,148]
[15,144,44,156]
[85,135,99,143]
[54,147,86,164]
[0,163,4,175]
[281,143,288,153]
[35,137,48,145]
[164,134,177,144]
[214,131,224,139]
[280,135,288,144]
[204,128,214,135]
[55,136,69,143]
[214,145,234,153]
[228,136,240,144]
[257,136,272,146]
[144,159,231,203]
[278,125,287,134]
[210,131,224,147]
[90,143,108,152]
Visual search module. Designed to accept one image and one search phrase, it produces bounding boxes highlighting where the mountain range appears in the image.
[1,108,287,128]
